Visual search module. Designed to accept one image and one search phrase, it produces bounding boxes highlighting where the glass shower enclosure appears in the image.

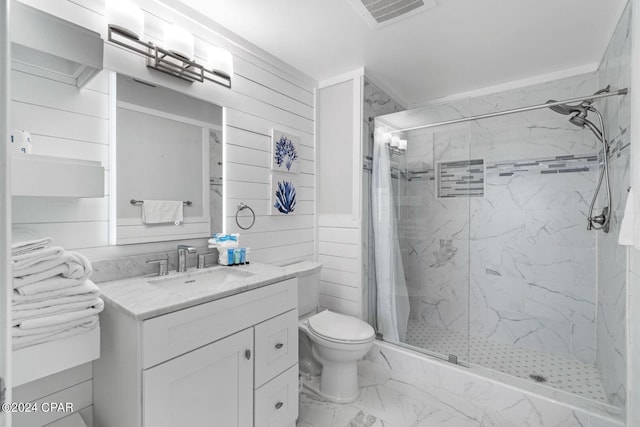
[365,74,629,408]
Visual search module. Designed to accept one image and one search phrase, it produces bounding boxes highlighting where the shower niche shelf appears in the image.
[11,154,105,198]
[437,158,485,199]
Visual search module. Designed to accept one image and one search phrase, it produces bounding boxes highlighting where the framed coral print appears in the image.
[271,129,300,173]
[270,173,297,215]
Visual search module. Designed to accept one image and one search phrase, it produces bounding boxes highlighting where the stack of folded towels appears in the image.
[11,237,104,350]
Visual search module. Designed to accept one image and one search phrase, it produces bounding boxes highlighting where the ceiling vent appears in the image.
[348,0,437,29]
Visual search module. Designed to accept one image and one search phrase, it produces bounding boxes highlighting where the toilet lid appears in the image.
[307,310,375,343]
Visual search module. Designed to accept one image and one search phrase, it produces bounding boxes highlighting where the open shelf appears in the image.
[12,154,105,198]
[13,327,100,387]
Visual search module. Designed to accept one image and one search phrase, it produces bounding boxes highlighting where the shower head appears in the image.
[546,86,611,120]
[569,113,589,128]
[546,101,574,115]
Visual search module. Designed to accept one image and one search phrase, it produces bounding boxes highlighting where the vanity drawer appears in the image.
[141,278,297,368]
[255,364,299,427]
[254,309,299,387]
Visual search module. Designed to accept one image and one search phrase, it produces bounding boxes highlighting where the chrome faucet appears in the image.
[177,245,196,272]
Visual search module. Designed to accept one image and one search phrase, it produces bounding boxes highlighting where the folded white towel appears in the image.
[13,251,92,289]
[13,298,103,330]
[11,238,53,257]
[13,296,102,323]
[12,246,64,270]
[14,277,85,296]
[619,188,640,247]
[142,200,184,225]
[13,317,98,350]
[13,292,98,311]
[12,280,99,304]
[12,314,98,337]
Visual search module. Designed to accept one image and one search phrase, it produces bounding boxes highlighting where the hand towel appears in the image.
[12,296,102,322]
[13,317,98,350]
[619,188,640,247]
[13,251,92,289]
[142,200,184,225]
[12,280,99,304]
[11,237,53,257]
[12,246,64,270]
[13,298,104,330]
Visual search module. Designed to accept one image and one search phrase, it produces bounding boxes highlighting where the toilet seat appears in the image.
[307,310,375,344]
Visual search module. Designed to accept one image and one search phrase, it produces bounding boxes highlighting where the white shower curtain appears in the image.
[371,129,410,342]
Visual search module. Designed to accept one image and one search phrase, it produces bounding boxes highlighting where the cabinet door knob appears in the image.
[275,401,284,410]
[275,343,284,349]
[245,349,251,360]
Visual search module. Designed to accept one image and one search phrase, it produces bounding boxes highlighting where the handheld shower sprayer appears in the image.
[546,86,613,233]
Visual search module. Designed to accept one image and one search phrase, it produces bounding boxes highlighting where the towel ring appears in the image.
[235,203,255,230]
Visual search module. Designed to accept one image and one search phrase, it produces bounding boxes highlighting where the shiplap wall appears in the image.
[11,0,316,265]
[11,70,111,249]
[9,0,316,422]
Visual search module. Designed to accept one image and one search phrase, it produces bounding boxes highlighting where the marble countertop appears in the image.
[97,262,296,321]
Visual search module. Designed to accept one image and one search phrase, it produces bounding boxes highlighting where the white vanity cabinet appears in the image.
[93,277,299,427]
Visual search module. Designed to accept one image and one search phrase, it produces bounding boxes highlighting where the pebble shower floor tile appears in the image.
[405,320,608,402]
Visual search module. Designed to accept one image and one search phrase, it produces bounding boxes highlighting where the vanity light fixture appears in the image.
[106,1,232,88]
[164,23,194,61]
[386,135,406,154]
[385,134,406,155]
[106,0,144,40]
[206,45,234,82]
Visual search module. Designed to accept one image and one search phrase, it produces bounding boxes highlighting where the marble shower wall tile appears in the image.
[399,71,602,365]
[628,248,640,426]
[595,0,630,412]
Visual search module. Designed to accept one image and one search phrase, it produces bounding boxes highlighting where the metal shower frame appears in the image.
[390,88,628,133]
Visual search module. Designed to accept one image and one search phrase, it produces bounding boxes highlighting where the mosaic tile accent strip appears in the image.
[365,151,606,182]
[437,159,485,198]
[486,154,599,177]
[405,320,608,403]
[609,135,630,159]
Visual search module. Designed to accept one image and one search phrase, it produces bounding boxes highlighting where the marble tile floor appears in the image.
[298,361,487,427]
[405,319,608,403]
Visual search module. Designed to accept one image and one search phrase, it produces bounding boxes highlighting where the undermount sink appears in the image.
[149,266,255,291]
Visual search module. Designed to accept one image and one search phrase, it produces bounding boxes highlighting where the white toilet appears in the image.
[285,261,375,403]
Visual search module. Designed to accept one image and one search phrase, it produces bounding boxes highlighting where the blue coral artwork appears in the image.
[270,173,297,215]
[271,129,300,173]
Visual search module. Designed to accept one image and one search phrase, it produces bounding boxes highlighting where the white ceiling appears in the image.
[175,0,627,106]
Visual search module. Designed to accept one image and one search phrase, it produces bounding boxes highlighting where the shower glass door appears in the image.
[370,99,472,366]
[465,86,608,399]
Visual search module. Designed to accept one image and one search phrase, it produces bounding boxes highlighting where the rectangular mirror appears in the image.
[115,74,222,244]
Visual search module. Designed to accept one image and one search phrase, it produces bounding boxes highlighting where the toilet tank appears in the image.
[282,261,321,317]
